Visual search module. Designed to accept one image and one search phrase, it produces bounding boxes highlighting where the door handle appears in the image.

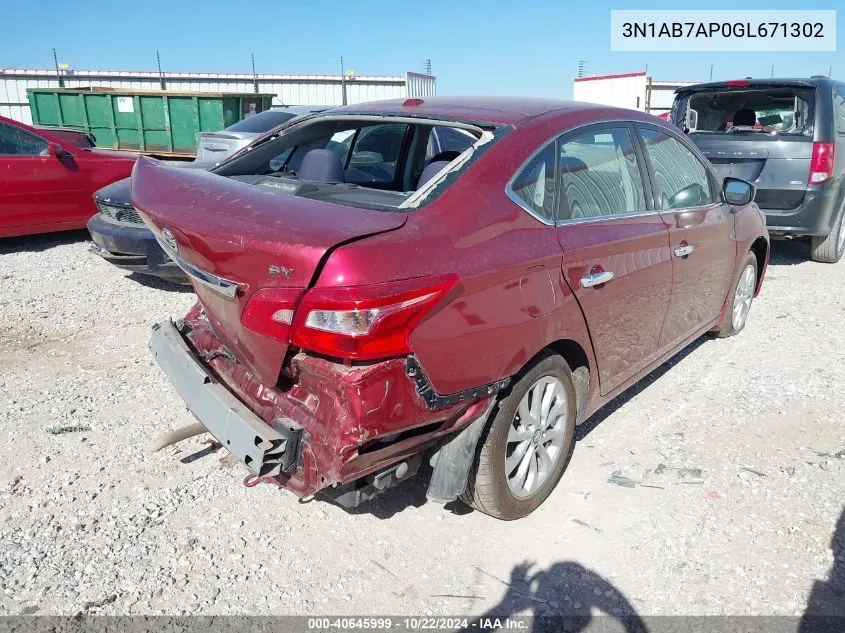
[673,244,694,257]
[580,271,614,288]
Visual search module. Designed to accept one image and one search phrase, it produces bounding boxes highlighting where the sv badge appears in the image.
[269,265,294,278]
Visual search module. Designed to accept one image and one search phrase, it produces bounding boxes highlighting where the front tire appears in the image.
[717,252,758,338]
[810,201,845,263]
[461,353,576,520]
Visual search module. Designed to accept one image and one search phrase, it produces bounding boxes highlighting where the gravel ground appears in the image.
[0,231,842,619]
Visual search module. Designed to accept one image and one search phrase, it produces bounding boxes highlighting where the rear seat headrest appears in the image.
[297,149,345,183]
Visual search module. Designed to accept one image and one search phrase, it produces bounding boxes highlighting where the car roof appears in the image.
[676,77,838,93]
[326,96,584,127]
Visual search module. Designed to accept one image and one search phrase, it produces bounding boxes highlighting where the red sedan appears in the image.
[0,116,136,238]
[134,97,769,520]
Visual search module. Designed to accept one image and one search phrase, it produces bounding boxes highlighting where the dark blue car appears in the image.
[88,176,188,283]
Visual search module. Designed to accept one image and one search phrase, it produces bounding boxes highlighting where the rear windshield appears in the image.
[225,110,298,133]
[675,87,815,137]
[214,116,492,212]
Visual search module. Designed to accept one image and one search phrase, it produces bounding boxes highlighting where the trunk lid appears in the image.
[687,133,812,210]
[131,156,407,385]
[195,132,254,162]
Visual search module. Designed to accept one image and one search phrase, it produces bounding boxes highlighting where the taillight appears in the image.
[241,287,304,342]
[809,142,835,184]
[290,274,459,360]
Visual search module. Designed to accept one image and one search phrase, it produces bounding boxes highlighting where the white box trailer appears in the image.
[572,71,698,116]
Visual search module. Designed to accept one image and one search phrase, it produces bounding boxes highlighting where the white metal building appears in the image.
[0,68,437,125]
[572,71,699,116]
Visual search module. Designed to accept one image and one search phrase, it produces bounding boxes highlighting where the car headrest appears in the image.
[733,109,756,127]
[297,149,345,183]
[417,160,451,189]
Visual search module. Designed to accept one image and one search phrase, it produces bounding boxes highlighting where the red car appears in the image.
[135,97,769,520]
[0,116,136,238]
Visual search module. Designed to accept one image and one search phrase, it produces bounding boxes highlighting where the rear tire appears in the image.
[461,353,576,520]
[717,252,758,338]
[810,202,845,263]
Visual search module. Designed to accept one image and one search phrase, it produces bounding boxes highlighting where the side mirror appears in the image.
[47,142,70,159]
[723,177,755,206]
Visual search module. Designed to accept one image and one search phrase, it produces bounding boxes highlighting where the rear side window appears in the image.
[557,128,646,220]
[509,144,556,222]
[346,124,408,184]
[0,123,47,156]
[639,128,715,210]
[835,88,845,135]
[426,126,476,160]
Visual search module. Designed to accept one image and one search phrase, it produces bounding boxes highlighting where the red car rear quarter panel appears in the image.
[317,114,598,396]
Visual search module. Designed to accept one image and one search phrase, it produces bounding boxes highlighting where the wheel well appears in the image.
[547,339,591,423]
[548,339,589,374]
[750,237,768,291]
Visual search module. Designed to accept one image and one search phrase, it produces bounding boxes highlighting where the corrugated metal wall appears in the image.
[0,69,437,125]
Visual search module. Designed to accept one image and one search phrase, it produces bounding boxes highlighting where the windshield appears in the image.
[679,87,814,136]
[224,110,298,134]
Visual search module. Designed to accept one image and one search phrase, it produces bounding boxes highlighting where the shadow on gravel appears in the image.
[126,272,193,293]
[0,229,90,255]
[576,337,707,441]
[470,560,647,633]
[769,238,811,266]
[800,506,845,632]
[327,474,431,520]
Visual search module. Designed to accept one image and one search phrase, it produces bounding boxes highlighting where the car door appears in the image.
[0,121,86,231]
[553,124,673,395]
[635,124,737,350]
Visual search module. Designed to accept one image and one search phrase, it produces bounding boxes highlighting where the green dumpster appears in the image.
[27,87,275,158]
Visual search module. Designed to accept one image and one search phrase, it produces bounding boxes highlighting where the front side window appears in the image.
[0,123,48,156]
[509,143,556,222]
[557,128,646,220]
[639,128,715,210]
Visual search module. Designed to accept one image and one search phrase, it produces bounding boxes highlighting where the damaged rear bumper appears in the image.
[150,306,497,503]
[149,320,302,477]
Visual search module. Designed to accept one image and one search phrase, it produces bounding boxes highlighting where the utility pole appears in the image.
[251,54,258,94]
[340,56,347,106]
[53,48,64,88]
[770,65,775,78]
[577,60,586,78]
[424,59,432,75]
[709,64,713,82]
[156,50,166,90]
[829,66,833,78]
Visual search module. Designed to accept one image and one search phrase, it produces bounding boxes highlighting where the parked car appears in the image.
[0,115,136,238]
[134,97,768,520]
[88,119,473,284]
[671,76,845,263]
[195,106,326,163]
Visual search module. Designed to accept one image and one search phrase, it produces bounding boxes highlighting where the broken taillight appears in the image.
[809,142,835,184]
[290,274,459,360]
[241,287,304,342]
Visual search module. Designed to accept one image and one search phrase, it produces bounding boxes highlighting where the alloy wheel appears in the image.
[505,376,568,498]
[732,264,756,331]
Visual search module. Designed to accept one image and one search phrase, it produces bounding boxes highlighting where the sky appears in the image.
[0,0,841,99]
